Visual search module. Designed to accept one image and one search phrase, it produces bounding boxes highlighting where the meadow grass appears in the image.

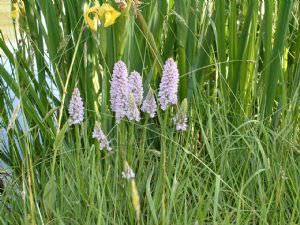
[0,0,300,224]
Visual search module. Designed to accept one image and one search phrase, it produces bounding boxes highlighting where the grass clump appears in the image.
[0,0,300,224]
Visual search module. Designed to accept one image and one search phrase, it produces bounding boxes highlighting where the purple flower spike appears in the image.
[110,61,129,123]
[68,88,84,125]
[122,161,135,180]
[158,58,179,110]
[127,93,141,122]
[173,98,188,131]
[141,87,157,118]
[92,122,112,151]
[128,71,143,106]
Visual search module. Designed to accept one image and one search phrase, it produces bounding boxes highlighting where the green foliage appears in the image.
[0,0,300,224]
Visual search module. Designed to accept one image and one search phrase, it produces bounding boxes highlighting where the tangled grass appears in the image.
[0,0,300,224]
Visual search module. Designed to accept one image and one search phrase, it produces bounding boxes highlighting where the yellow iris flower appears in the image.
[83,4,99,31]
[11,3,19,20]
[83,2,121,31]
[11,1,25,20]
[97,3,121,27]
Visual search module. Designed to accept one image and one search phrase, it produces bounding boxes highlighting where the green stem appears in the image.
[75,124,83,195]
[75,125,81,153]
[57,23,84,132]
[128,123,134,163]
[160,109,169,224]
[138,116,149,176]
[136,11,163,72]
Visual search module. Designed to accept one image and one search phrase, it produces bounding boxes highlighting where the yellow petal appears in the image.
[11,3,19,20]
[83,3,99,31]
[101,4,121,27]
[99,3,112,12]
[96,4,107,17]
[11,10,19,20]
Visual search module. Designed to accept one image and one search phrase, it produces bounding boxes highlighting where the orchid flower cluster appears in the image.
[68,58,188,135]
[110,58,188,131]
[68,88,112,151]
[83,1,121,31]
[68,58,188,177]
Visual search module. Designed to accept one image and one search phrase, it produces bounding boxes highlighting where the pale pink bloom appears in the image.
[68,88,84,125]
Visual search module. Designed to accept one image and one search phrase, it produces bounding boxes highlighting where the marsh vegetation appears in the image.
[0,0,300,224]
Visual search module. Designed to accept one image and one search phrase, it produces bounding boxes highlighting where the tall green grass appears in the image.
[0,0,300,224]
